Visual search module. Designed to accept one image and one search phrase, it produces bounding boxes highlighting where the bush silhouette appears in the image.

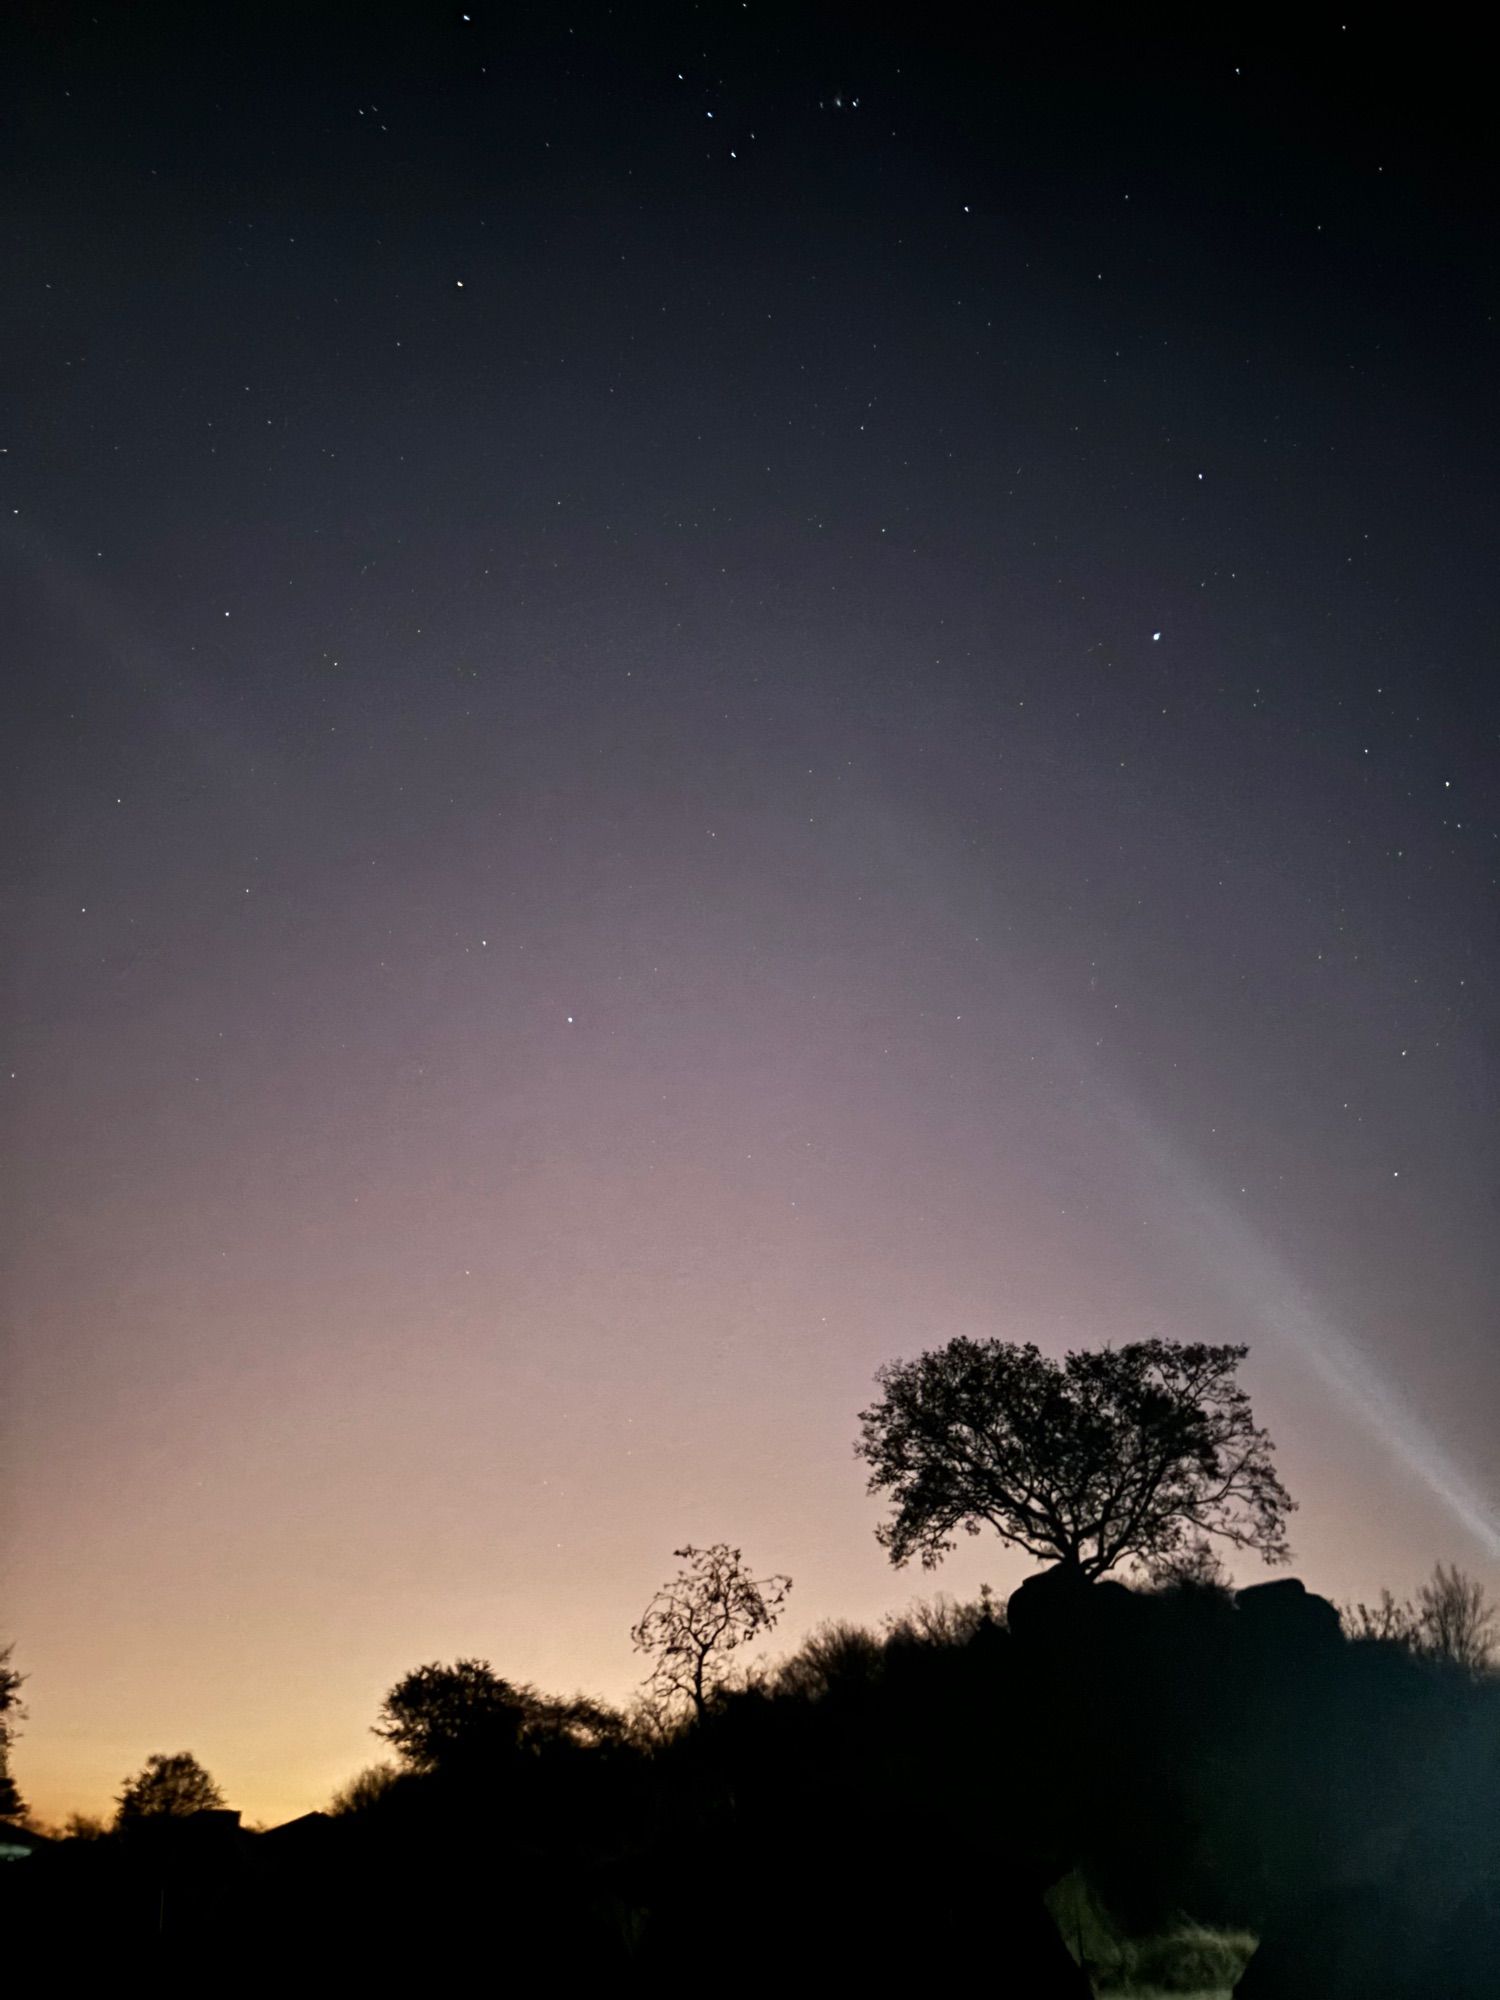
[114,1751,225,1827]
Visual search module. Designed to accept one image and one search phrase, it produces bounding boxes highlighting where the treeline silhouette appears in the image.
[4,1336,1497,1993]
[6,1563,1500,1993]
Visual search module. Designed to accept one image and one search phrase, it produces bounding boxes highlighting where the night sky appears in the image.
[5,6,1497,1828]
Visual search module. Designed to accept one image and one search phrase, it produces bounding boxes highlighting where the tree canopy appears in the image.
[374,1658,621,1775]
[0,1643,25,1822]
[856,1336,1294,1581]
[115,1750,225,1826]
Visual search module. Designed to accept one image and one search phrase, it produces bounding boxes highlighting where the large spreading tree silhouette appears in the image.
[856,1336,1295,1580]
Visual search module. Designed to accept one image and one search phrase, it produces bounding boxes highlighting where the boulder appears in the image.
[1234,1576,1342,1647]
[1007,1565,1135,1648]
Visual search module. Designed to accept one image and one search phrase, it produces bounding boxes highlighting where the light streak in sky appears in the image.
[1121,1103,1500,1564]
[831,786,1500,1564]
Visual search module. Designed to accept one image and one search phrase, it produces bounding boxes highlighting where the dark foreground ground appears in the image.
[4,1811,1094,1990]
[11,1571,1499,1994]
[7,1807,1499,1997]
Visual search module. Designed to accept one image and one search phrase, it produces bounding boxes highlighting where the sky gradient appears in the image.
[4,4,1497,1827]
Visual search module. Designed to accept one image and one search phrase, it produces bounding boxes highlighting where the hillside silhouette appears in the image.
[5,1338,1499,1991]
[6,1558,1499,1993]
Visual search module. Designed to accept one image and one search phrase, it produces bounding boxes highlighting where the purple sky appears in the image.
[5,6,1496,1826]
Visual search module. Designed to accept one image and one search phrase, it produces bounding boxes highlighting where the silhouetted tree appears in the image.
[773,1618,885,1701]
[883,1585,1004,1647]
[631,1544,791,1719]
[375,1658,621,1776]
[328,1762,401,1814]
[1343,1586,1423,1648]
[376,1658,527,1772]
[114,1750,225,1826]
[1416,1561,1498,1674]
[1343,1564,1497,1675]
[620,1686,680,1748]
[856,1336,1294,1579]
[0,1643,25,1821]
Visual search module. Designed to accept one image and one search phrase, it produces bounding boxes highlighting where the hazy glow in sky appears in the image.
[5,9,1495,1828]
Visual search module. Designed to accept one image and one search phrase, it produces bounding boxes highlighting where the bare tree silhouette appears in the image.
[1417,1562,1497,1674]
[631,1544,791,1719]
